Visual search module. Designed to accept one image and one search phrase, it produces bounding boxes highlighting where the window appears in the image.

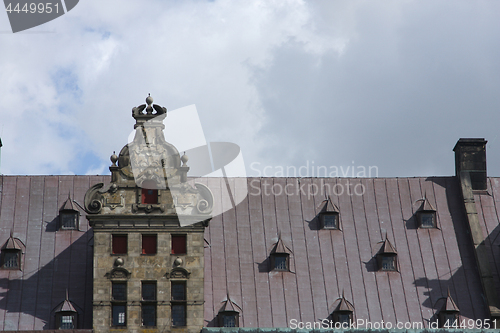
[142,282,157,327]
[59,195,79,230]
[219,312,239,327]
[419,212,436,228]
[171,304,186,327]
[171,235,186,254]
[141,181,158,204]
[112,281,127,327]
[142,304,156,327]
[142,235,157,255]
[112,282,127,301]
[440,313,459,327]
[223,314,236,327]
[171,282,186,327]
[2,250,20,269]
[171,282,186,301]
[273,254,289,271]
[142,282,156,301]
[329,295,354,326]
[438,290,460,328]
[1,235,23,270]
[381,255,397,271]
[322,213,339,229]
[112,235,127,255]
[60,314,76,329]
[416,198,437,228]
[269,237,292,272]
[336,313,351,324]
[377,238,397,272]
[319,197,340,230]
[112,305,126,326]
[60,212,78,230]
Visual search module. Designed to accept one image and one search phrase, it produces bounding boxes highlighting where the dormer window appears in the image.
[319,196,340,230]
[59,194,79,230]
[2,250,21,269]
[438,289,460,328]
[270,236,292,272]
[416,197,437,228]
[217,294,241,328]
[376,237,398,272]
[272,254,289,271]
[329,293,354,326]
[1,233,23,270]
[54,292,78,329]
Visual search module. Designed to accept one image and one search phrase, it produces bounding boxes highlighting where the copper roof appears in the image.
[319,196,340,213]
[0,175,107,330]
[441,289,460,313]
[204,177,492,328]
[329,292,355,313]
[1,175,499,329]
[269,236,292,255]
[378,236,397,255]
[59,193,78,212]
[417,197,436,212]
[218,294,242,313]
[1,233,23,250]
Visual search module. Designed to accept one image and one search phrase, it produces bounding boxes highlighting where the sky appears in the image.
[0,0,499,178]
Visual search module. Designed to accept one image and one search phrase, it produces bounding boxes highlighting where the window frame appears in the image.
[379,254,397,271]
[142,234,157,255]
[112,282,127,301]
[439,312,460,328]
[320,212,339,230]
[1,249,21,270]
[333,311,352,325]
[171,281,187,327]
[112,234,128,255]
[418,211,437,228]
[271,253,289,271]
[218,311,239,327]
[55,311,77,329]
[141,281,157,327]
[171,235,187,255]
[59,211,79,230]
[112,304,127,327]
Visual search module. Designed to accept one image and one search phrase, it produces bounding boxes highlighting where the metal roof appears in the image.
[1,175,499,330]
[203,177,493,328]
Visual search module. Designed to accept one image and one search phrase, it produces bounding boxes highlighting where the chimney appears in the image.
[453,138,487,191]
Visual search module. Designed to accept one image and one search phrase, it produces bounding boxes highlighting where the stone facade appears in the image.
[85,96,212,333]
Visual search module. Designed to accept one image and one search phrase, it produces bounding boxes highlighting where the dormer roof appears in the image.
[417,197,436,212]
[441,289,460,313]
[378,237,397,255]
[270,236,292,255]
[319,196,340,213]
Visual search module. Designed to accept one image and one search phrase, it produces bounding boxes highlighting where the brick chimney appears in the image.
[453,138,487,191]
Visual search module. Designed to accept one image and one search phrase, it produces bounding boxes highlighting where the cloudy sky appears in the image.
[0,0,499,178]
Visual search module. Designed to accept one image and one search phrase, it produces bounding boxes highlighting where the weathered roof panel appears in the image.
[0,175,499,330]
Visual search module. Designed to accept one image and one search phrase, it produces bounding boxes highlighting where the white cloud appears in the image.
[0,0,499,177]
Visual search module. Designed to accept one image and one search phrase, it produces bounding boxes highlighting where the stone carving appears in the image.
[105,267,131,280]
[166,267,190,279]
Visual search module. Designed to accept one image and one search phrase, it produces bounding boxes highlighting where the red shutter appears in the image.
[142,235,157,254]
[112,235,127,254]
[171,235,186,254]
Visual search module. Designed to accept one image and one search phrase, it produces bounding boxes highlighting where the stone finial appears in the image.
[146,93,153,106]
[181,152,189,166]
[110,151,118,166]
